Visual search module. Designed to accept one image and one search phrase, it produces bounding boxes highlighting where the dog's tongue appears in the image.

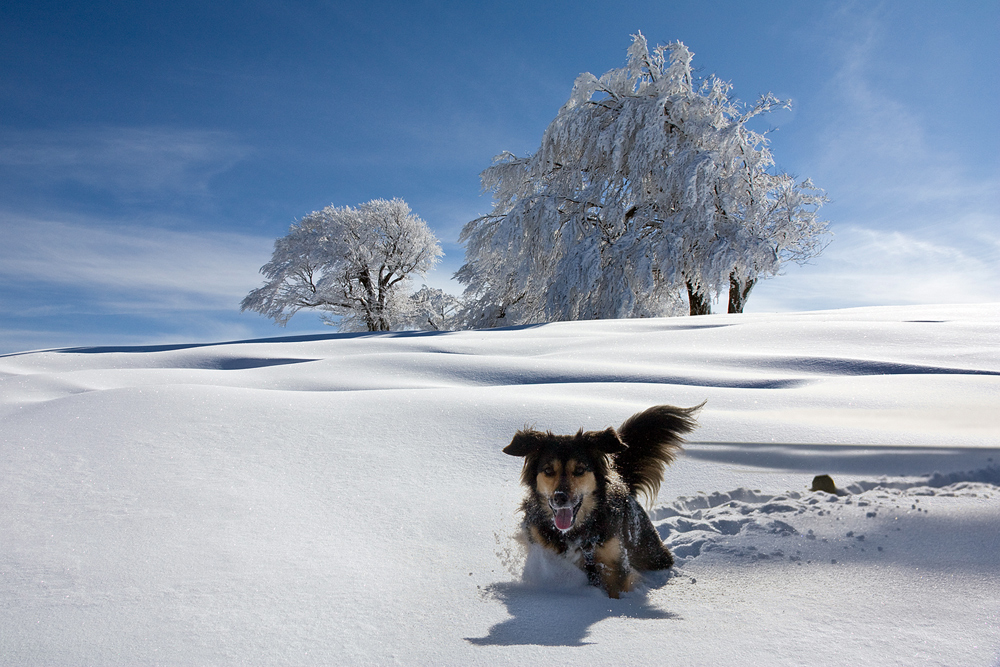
[554,507,574,531]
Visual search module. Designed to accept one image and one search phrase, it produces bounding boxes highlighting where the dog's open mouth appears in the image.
[550,499,582,531]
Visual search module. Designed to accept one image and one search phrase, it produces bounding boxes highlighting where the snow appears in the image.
[1,303,998,666]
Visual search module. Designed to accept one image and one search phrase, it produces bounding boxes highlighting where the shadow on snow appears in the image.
[683,443,1000,478]
[466,574,679,647]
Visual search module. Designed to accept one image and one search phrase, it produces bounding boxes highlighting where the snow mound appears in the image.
[656,468,999,566]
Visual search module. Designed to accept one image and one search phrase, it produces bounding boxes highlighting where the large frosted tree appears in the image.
[457,33,828,325]
[241,198,442,331]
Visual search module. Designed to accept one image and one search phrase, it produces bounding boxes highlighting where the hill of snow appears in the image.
[2,304,998,666]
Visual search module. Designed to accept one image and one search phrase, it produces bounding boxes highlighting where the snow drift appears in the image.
[1,303,998,665]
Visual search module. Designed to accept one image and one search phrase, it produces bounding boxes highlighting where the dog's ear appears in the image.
[590,427,627,454]
[503,430,545,457]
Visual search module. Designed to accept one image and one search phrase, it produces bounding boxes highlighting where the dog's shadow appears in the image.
[465,571,680,647]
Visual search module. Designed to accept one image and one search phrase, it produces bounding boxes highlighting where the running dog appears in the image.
[503,403,702,598]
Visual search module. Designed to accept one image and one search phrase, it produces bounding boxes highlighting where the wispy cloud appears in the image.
[0,212,273,313]
[809,4,999,230]
[748,222,1000,312]
[753,3,1000,312]
[0,127,248,203]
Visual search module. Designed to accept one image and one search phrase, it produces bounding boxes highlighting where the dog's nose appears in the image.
[552,491,569,506]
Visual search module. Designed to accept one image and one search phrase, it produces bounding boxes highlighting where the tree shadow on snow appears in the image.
[465,572,679,647]
[35,324,548,357]
[684,442,1000,478]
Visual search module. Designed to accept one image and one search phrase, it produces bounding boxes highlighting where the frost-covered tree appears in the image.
[241,198,442,331]
[404,285,463,331]
[718,173,829,313]
[457,32,829,323]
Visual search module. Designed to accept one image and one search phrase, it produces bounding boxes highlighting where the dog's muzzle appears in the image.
[549,492,581,532]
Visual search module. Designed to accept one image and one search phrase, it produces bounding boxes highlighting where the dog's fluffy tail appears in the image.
[614,402,704,504]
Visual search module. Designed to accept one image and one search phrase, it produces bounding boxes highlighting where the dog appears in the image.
[503,403,702,598]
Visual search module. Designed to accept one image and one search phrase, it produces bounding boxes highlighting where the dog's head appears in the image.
[503,427,626,532]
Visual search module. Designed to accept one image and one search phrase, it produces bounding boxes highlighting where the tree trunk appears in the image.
[728,273,756,314]
[686,281,711,316]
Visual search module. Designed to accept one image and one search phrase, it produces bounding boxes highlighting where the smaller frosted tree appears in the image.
[404,285,463,331]
[241,198,442,332]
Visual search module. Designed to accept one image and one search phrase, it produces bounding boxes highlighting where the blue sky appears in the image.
[1,0,997,353]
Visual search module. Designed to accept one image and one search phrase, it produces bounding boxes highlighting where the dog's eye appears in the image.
[541,466,556,477]
[573,467,589,477]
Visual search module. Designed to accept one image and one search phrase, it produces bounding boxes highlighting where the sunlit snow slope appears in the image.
[1,304,998,666]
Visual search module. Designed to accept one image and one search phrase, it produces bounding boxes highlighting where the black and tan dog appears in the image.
[503,403,702,598]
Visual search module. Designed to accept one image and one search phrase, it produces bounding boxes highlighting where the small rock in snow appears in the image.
[811,474,838,494]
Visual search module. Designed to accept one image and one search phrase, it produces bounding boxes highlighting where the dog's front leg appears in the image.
[581,548,604,589]
[587,537,637,599]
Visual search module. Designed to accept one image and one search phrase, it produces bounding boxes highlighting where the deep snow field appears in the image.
[1,303,998,666]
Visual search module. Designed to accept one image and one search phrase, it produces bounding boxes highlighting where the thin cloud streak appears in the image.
[0,127,249,202]
[0,213,273,313]
[747,223,1000,313]
[808,4,999,228]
